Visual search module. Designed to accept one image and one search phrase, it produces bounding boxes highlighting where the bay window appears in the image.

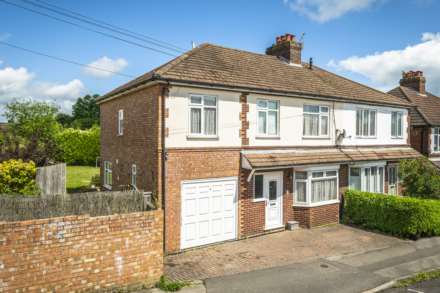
[391,111,403,138]
[294,168,339,206]
[356,109,376,137]
[349,164,384,193]
[432,128,440,153]
[303,105,329,137]
[189,95,217,136]
[257,99,279,136]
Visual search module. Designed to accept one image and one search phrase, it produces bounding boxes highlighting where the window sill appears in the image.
[391,136,404,139]
[103,184,112,190]
[302,136,331,140]
[252,198,266,203]
[293,199,339,208]
[355,136,377,139]
[186,135,219,140]
[255,135,280,140]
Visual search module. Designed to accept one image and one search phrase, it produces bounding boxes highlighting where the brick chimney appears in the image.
[266,33,303,65]
[400,70,426,94]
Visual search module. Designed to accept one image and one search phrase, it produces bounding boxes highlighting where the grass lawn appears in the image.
[396,269,440,288]
[66,166,100,193]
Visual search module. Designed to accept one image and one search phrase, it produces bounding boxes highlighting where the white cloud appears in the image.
[284,0,380,22]
[84,56,128,78]
[328,32,440,94]
[0,64,86,116]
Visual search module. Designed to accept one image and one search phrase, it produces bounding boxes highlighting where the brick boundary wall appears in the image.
[0,210,163,292]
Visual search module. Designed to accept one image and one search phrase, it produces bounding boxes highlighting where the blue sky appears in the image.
[0,0,439,120]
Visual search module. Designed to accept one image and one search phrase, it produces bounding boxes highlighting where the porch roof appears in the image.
[242,146,421,170]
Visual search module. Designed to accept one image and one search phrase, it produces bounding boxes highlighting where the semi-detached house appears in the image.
[98,34,420,254]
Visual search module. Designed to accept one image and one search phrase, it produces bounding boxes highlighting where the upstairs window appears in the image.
[118,109,124,136]
[356,109,376,137]
[433,128,440,153]
[189,95,217,136]
[104,161,112,188]
[131,164,137,187]
[391,112,403,138]
[303,105,329,137]
[257,99,279,136]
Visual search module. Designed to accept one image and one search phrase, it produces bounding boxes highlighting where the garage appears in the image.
[181,177,237,249]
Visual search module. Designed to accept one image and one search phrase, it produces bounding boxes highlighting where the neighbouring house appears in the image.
[388,71,440,168]
[98,34,420,254]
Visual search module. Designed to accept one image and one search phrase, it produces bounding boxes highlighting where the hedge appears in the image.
[343,190,440,239]
[56,127,100,166]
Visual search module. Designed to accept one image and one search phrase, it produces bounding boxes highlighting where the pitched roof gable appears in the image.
[100,43,410,107]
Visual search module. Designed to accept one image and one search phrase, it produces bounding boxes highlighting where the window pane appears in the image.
[320,115,328,136]
[203,96,216,106]
[365,168,371,192]
[191,96,202,104]
[268,101,278,110]
[356,110,362,136]
[296,182,307,203]
[350,168,361,190]
[258,111,267,134]
[311,178,337,203]
[391,112,397,137]
[304,114,319,136]
[362,110,369,136]
[370,111,376,136]
[268,111,278,135]
[320,106,329,113]
[254,175,263,199]
[269,180,277,200]
[296,171,307,180]
[257,100,267,109]
[312,172,324,178]
[397,114,402,137]
[190,108,202,134]
[204,108,216,135]
[379,167,384,193]
[326,171,337,177]
[304,105,320,113]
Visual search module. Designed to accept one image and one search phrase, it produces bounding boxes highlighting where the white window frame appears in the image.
[104,161,112,189]
[118,109,124,136]
[131,164,137,188]
[356,108,377,138]
[387,165,399,195]
[391,111,403,138]
[302,104,330,138]
[188,94,218,138]
[349,162,386,194]
[253,173,265,202]
[432,127,440,153]
[256,99,280,138]
[293,165,339,207]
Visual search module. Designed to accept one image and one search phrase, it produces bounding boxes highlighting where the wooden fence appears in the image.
[36,163,66,197]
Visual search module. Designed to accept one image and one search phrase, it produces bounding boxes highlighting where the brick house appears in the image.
[388,71,440,168]
[98,34,419,254]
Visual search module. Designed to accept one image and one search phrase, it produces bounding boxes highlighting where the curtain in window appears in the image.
[190,108,201,134]
[370,111,376,136]
[391,112,397,137]
[362,110,369,136]
[296,182,307,202]
[320,115,328,135]
[258,111,267,134]
[204,108,216,135]
[304,114,319,136]
[268,111,277,135]
[397,114,402,136]
[311,178,336,203]
[356,110,362,136]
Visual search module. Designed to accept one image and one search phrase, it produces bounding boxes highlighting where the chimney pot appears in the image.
[267,33,303,65]
[400,70,426,94]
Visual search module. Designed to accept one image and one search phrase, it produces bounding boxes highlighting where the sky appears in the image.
[0,0,440,121]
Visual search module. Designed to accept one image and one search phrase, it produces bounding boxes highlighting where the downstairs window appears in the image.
[294,168,339,206]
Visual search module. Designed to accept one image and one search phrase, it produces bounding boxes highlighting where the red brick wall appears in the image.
[99,84,165,206]
[293,204,339,228]
[165,149,241,253]
[0,211,163,292]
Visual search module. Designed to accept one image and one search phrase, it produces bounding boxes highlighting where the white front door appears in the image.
[264,172,283,230]
[181,177,237,249]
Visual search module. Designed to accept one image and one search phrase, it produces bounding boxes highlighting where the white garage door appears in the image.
[181,177,237,249]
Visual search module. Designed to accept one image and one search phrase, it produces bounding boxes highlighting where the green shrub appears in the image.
[56,127,100,166]
[399,158,440,199]
[155,276,187,292]
[343,189,440,239]
[0,159,39,196]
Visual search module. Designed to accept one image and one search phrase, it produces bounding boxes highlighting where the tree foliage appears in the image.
[72,94,100,129]
[399,158,440,199]
[0,159,39,196]
[56,127,100,166]
[3,100,60,166]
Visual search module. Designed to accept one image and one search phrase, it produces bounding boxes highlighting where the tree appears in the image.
[56,113,74,128]
[3,100,60,166]
[399,158,440,199]
[72,94,100,129]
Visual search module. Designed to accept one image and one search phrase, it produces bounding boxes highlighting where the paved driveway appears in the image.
[165,225,404,281]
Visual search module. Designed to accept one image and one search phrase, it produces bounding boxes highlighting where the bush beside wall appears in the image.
[0,159,39,196]
[343,190,440,239]
[56,127,100,166]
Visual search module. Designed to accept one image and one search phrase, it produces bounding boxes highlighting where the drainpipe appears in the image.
[161,83,169,253]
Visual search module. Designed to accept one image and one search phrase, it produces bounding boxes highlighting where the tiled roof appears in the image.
[242,146,420,169]
[388,86,440,126]
[101,44,410,107]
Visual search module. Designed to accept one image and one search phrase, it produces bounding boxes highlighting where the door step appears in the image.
[286,221,300,231]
